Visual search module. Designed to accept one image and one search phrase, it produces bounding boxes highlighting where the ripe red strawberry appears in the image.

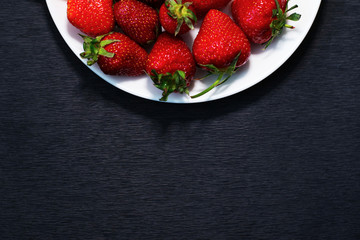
[159,0,197,36]
[191,9,251,98]
[232,0,301,47]
[146,32,196,101]
[67,0,115,37]
[80,32,148,76]
[138,0,165,8]
[191,0,231,18]
[114,0,160,45]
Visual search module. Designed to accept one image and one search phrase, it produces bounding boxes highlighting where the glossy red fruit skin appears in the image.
[193,9,251,69]
[159,1,196,36]
[67,0,114,37]
[114,0,160,45]
[146,32,196,83]
[97,32,148,76]
[232,0,287,44]
[191,0,231,18]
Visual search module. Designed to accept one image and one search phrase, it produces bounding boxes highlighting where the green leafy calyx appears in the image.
[265,0,301,48]
[166,0,197,36]
[79,33,120,66]
[191,52,241,99]
[149,69,190,101]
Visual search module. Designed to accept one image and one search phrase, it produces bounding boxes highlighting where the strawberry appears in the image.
[146,32,196,101]
[191,9,251,98]
[114,0,160,45]
[191,0,231,18]
[79,32,148,76]
[138,0,165,8]
[231,0,301,47]
[159,0,197,36]
[67,0,115,37]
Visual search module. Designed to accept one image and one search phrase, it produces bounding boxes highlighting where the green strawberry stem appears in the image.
[166,0,197,36]
[79,33,119,65]
[191,52,241,99]
[264,0,301,49]
[149,69,190,101]
[191,72,224,99]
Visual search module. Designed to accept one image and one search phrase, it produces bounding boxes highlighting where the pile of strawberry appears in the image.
[67,0,301,101]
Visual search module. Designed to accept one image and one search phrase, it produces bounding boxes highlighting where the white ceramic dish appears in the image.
[46,0,322,103]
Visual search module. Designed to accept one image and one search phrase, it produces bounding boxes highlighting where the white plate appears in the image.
[46,0,321,103]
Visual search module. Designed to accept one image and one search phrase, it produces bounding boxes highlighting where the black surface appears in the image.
[1,1,360,239]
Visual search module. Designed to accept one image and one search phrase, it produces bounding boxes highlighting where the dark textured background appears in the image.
[1,1,360,239]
